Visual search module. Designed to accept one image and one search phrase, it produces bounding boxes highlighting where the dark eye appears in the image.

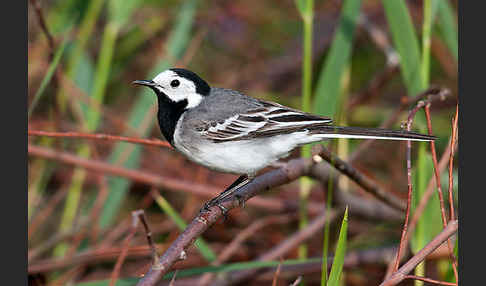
[170,79,180,88]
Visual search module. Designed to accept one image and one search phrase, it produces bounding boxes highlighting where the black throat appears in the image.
[155,91,188,146]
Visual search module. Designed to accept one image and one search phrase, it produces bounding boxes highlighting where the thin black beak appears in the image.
[132,80,157,87]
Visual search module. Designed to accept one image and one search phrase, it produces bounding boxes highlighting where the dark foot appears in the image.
[199,174,254,219]
[235,194,245,208]
[200,198,229,219]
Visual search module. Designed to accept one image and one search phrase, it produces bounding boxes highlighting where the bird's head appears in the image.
[133,68,211,109]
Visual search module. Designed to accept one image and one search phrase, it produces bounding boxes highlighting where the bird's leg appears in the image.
[201,174,255,216]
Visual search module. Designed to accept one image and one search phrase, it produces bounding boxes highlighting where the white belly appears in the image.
[174,131,313,174]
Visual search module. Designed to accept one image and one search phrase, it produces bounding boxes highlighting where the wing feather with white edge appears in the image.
[200,101,332,142]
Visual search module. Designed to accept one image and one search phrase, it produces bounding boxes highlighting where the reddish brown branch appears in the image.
[28,144,320,213]
[109,211,141,286]
[210,208,339,286]
[252,246,398,284]
[380,220,458,286]
[28,243,169,274]
[392,90,451,274]
[425,105,459,281]
[424,105,448,228]
[448,105,458,221]
[403,275,457,286]
[28,130,172,148]
[136,206,160,266]
[135,161,333,286]
[29,0,55,57]
[28,219,89,262]
[28,187,68,238]
[271,258,283,286]
[385,135,456,278]
[312,144,405,211]
[349,86,449,163]
[197,213,298,286]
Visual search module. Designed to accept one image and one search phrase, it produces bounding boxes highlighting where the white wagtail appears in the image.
[133,68,435,213]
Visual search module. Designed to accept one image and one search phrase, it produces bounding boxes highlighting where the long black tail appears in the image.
[309,126,436,141]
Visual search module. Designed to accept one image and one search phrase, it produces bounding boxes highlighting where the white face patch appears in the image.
[152,70,203,108]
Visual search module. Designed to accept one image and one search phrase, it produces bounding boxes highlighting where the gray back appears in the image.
[183,87,263,123]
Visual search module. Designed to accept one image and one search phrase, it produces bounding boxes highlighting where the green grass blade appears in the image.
[74,257,325,285]
[384,0,441,263]
[56,0,142,257]
[112,17,166,68]
[108,0,142,26]
[44,0,104,243]
[314,0,362,117]
[295,0,314,261]
[415,2,441,282]
[421,0,440,87]
[152,191,216,262]
[28,137,56,221]
[326,207,348,286]
[98,0,199,228]
[299,0,360,263]
[85,23,120,130]
[28,36,69,119]
[320,166,335,285]
[47,1,90,34]
[57,0,107,112]
[382,0,423,95]
[297,0,313,118]
[437,1,458,61]
[295,0,313,17]
[410,144,442,284]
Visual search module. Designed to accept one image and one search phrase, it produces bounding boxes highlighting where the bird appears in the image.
[133,68,435,213]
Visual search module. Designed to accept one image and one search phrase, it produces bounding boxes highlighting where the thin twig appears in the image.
[271,258,283,286]
[380,220,458,286]
[424,105,459,281]
[197,214,298,286]
[448,105,458,221]
[27,144,325,213]
[135,165,336,286]
[210,209,339,286]
[48,265,84,286]
[391,90,450,273]
[28,242,170,273]
[403,275,457,286]
[349,87,448,163]
[256,246,398,282]
[56,70,149,138]
[136,210,160,267]
[168,270,179,286]
[89,173,110,243]
[312,144,405,211]
[28,130,172,148]
[28,187,68,238]
[357,13,398,66]
[347,65,399,109]
[290,276,303,286]
[109,211,141,286]
[385,135,456,278]
[29,0,55,58]
[424,105,448,227]
[28,219,89,262]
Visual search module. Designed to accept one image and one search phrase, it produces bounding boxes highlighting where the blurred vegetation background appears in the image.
[28,0,458,285]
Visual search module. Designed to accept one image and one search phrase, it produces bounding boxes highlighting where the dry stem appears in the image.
[380,220,458,286]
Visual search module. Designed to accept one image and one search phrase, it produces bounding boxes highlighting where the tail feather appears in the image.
[309,126,436,142]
